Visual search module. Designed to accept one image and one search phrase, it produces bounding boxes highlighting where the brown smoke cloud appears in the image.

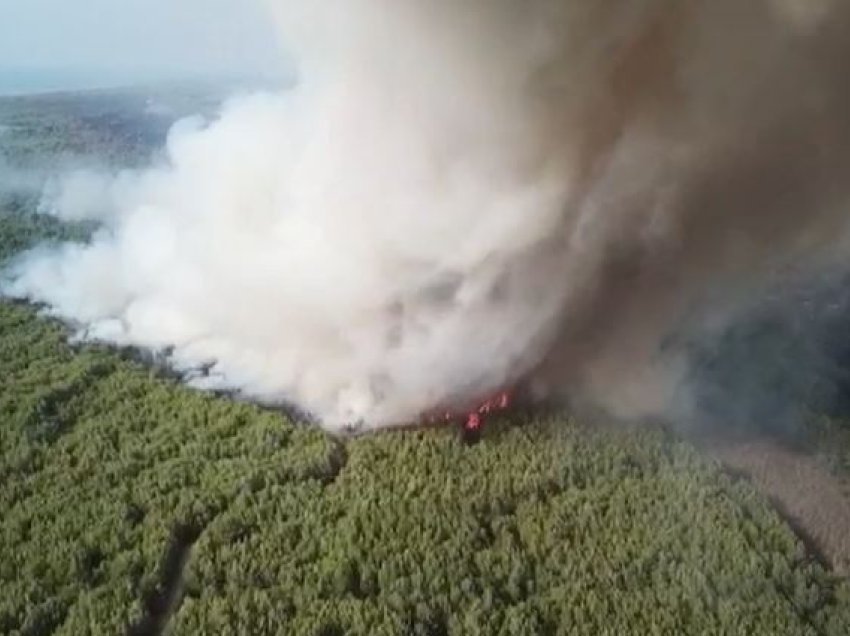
[528,0,850,422]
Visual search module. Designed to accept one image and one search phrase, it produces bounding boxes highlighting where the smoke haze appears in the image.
[4,0,850,433]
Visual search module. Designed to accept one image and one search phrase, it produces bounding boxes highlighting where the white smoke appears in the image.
[3,0,850,433]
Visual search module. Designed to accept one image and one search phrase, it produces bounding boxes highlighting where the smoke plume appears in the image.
[4,0,850,433]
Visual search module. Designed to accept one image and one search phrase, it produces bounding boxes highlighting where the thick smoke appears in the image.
[3,0,850,433]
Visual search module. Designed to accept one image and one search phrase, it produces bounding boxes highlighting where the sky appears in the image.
[0,0,284,86]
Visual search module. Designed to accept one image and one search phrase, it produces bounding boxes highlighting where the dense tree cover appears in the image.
[2,89,850,636]
[2,299,850,635]
[0,302,339,635]
[0,86,228,169]
[0,195,93,268]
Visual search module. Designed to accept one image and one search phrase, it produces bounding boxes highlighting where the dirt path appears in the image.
[703,437,850,575]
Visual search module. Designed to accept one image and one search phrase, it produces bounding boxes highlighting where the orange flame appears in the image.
[421,390,512,431]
